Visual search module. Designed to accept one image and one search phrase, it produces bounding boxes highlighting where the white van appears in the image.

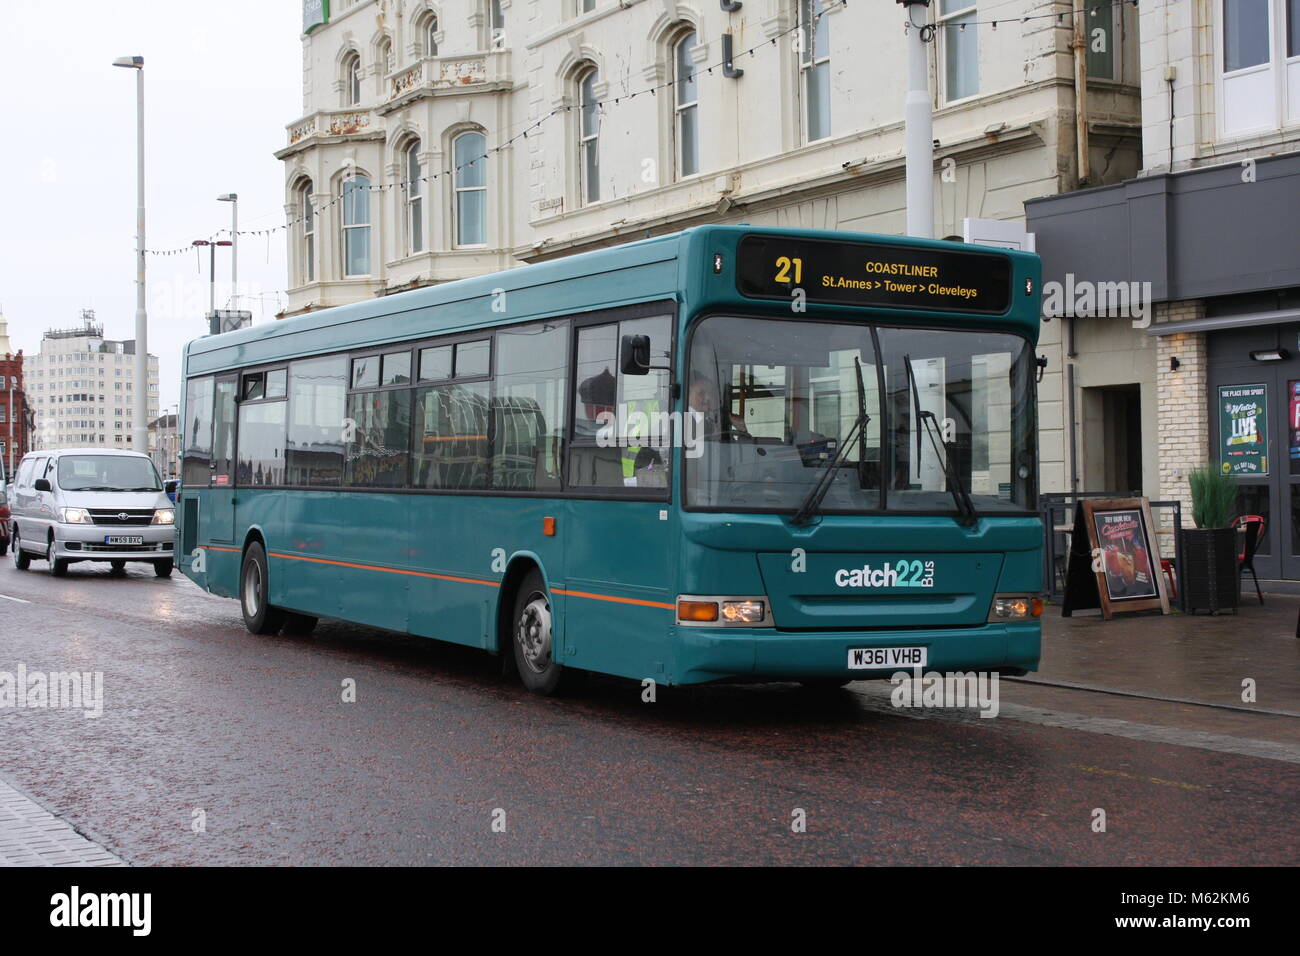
[8,448,176,577]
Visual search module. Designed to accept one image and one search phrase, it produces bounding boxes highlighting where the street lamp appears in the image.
[192,239,234,327]
[217,193,238,309]
[113,54,148,452]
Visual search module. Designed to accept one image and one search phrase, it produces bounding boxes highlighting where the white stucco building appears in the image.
[277,0,1144,495]
[26,311,160,452]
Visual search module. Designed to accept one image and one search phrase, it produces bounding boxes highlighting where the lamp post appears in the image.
[113,54,148,452]
[217,193,238,309]
[895,1,934,239]
[192,239,234,333]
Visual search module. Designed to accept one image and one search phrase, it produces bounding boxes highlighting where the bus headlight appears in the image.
[721,600,766,623]
[676,596,772,627]
[60,508,92,524]
[989,595,1043,621]
[152,509,175,525]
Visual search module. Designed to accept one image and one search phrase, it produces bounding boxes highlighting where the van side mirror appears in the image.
[34,478,51,492]
[620,334,652,376]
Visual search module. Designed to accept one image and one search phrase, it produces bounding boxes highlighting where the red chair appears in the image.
[1231,514,1266,605]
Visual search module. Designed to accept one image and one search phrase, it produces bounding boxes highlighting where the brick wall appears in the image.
[1154,301,1208,553]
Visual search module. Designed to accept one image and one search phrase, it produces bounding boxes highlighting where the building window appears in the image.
[299,181,315,283]
[379,36,393,76]
[489,0,506,49]
[939,0,978,102]
[799,0,831,141]
[580,0,596,12]
[578,67,600,204]
[405,141,424,254]
[423,15,439,56]
[674,31,700,177]
[1219,0,1300,134]
[343,52,362,107]
[342,176,372,276]
[454,131,487,246]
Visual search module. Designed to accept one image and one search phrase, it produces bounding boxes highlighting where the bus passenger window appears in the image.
[570,315,671,492]
[492,323,567,490]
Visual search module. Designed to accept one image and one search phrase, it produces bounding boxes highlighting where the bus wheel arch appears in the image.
[495,555,543,657]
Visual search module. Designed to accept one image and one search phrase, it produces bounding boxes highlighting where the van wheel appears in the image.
[110,560,126,574]
[154,559,173,578]
[12,529,30,570]
[240,542,284,635]
[0,536,7,558]
[47,537,68,577]
[511,570,572,696]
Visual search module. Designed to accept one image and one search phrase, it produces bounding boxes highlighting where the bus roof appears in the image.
[184,225,1040,377]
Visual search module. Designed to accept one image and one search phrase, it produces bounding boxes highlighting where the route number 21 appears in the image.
[774,256,803,284]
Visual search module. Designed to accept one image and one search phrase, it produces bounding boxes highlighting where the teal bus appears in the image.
[177,225,1043,694]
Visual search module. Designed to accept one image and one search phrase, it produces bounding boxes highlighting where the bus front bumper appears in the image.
[673,622,1041,685]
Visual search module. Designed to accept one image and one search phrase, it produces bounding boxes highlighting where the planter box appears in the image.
[1178,527,1239,614]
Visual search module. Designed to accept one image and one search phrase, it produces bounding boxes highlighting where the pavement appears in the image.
[0,561,1297,866]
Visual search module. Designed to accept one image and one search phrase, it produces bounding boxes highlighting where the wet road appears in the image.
[0,559,1297,866]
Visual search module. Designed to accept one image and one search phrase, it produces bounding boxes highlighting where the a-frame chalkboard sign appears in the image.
[1061,498,1171,619]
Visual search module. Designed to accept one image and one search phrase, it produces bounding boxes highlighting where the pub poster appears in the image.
[1289,380,1300,472]
[1091,508,1158,601]
[1219,383,1268,476]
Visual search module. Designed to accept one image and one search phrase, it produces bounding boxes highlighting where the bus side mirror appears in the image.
[620,334,651,376]
[34,478,51,492]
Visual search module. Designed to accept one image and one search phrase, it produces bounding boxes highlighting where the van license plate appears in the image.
[848,646,928,669]
[105,535,144,546]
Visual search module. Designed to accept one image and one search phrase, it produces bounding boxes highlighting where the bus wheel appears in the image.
[240,541,285,636]
[512,570,568,695]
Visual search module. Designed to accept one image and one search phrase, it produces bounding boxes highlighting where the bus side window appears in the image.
[570,315,671,491]
[492,322,568,491]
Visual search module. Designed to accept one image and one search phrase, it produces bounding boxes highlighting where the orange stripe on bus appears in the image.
[553,588,675,610]
[202,545,670,610]
[267,551,500,588]
[205,546,242,553]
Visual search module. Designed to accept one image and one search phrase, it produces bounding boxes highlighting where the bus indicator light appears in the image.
[543,517,556,536]
[677,600,719,622]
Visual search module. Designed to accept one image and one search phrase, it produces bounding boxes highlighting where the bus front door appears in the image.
[207,373,237,544]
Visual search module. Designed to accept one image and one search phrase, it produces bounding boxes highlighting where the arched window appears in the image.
[488,0,505,49]
[577,67,600,204]
[798,0,831,141]
[454,131,487,246]
[342,175,371,276]
[343,52,362,107]
[405,141,424,254]
[298,180,315,283]
[423,15,439,56]
[673,31,699,178]
[378,36,393,76]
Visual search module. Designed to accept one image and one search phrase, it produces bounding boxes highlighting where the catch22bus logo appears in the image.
[834,559,936,589]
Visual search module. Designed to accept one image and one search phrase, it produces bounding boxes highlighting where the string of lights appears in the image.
[906,0,1137,35]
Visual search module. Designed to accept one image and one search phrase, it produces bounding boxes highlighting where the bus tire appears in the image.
[511,570,569,696]
[240,541,284,636]
[12,528,30,570]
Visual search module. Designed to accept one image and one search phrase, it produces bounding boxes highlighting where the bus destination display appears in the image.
[735,235,1013,314]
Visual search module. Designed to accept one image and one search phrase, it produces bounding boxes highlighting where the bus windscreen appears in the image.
[735,234,1013,315]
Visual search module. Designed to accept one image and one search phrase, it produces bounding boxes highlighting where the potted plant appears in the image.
[1178,465,1240,613]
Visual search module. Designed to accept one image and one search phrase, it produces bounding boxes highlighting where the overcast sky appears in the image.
[0,0,302,411]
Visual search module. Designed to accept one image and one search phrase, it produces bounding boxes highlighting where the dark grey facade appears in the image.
[1026,154,1300,306]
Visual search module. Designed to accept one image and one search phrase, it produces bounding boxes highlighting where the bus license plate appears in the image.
[848,646,928,669]
[105,535,144,546]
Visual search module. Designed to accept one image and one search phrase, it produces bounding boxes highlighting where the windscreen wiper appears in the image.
[791,409,870,527]
[903,354,978,528]
[853,356,870,491]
